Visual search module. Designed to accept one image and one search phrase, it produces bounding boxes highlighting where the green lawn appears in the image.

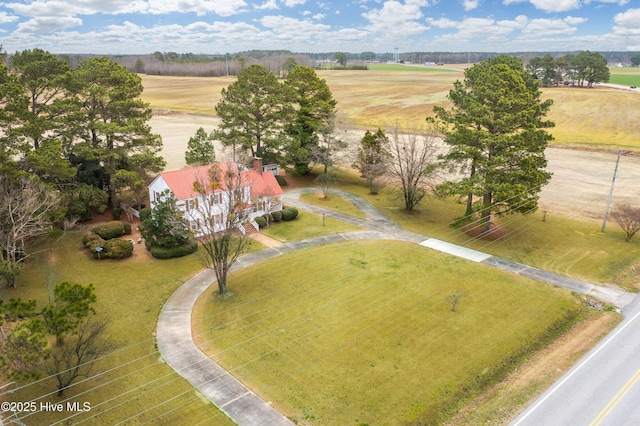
[609,73,640,86]
[193,240,585,425]
[261,209,361,242]
[300,192,367,219]
[368,63,460,73]
[1,232,236,426]
[313,167,640,290]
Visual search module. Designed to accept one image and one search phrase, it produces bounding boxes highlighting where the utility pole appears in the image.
[601,150,622,232]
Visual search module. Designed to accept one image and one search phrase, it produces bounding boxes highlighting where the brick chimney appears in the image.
[253,157,263,174]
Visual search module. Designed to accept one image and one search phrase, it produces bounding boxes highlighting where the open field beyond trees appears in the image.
[141,65,640,151]
[192,240,588,425]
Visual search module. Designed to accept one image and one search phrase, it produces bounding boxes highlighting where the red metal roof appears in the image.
[157,162,282,200]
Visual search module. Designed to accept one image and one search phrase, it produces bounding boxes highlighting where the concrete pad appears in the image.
[419,238,493,262]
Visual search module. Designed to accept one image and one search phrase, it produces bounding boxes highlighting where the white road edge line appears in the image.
[512,307,640,426]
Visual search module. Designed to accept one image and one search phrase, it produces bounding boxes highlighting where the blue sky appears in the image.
[0,0,638,54]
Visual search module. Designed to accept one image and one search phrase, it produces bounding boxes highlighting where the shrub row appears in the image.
[91,221,132,240]
[254,208,298,229]
[82,233,133,259]
[281,207,298,221]
[254,216,267,229]
[150,240,198,259]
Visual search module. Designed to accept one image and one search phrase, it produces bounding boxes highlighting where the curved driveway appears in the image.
[157,188,636,425]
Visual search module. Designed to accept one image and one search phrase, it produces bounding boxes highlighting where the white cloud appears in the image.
[502,0,581,12]
[611,8,640,39]
[260,15,331,33]
[426,13,589,50]
[4,0,147,17]
[463,0,480,11]
[563,15,587,25]
[146,0,248,17]
[362,0,431,36]
[255,0,279,10]
[15,16,83,33]
[613,7,640,28]
[530,0,581,12]
[520,18,579,35]
[312,13,325,20]
[282,0,307,6]
[0,12,19,24]
[3,0,249,18]
[586,0,629,5]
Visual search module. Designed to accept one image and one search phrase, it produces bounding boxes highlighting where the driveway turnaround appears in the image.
[157,188,636,425]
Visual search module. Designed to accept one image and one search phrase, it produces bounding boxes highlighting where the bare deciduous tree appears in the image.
[611,204,640,242]
[387,123,441,211]
[0,176,59,287]
[192,164,252,296]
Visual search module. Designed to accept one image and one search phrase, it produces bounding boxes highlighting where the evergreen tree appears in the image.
[214,65,294,162]
[67,57,165,209]
[284,65,337,175]
[185,127,216,166]
[356,128,391,194]
[432,55,554,232]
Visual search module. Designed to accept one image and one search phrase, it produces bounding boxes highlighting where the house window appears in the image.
[213,214,223,226]
[210,193,221,205]
[186,198,198,211]
[189,220,199,232]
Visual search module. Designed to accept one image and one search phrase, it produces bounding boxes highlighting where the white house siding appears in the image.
[148,163,283,237]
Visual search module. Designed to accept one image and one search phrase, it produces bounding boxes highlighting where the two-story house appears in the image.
[148,159,283,236]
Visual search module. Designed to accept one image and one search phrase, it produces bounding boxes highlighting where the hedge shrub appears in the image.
[271,211,282,222]
[92,221,126,240]
[281,207,299,221]
[150,240,198,259]
[275,175,288,186]
[82,233,103,247]
[82,233,133,259]
[103,239,134,259]
[254,216,267,229]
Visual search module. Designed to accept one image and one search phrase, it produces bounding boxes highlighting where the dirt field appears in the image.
[149,112,640,220]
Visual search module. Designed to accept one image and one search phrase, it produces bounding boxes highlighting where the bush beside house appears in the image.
[149,240,198,259]
[281,208,299,221]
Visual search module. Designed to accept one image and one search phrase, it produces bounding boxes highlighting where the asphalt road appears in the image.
[512,294,640,426]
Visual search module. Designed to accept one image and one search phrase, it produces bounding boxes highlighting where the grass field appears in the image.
[192,240,586,424]
[261,208,361,242]
[321,166,640,290]
[299,192,368,219]
[368,63,460,73]
[609,74,640,86]
[140,66,640,150]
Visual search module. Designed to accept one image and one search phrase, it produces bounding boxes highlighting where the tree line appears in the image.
[0,47,164,286]
[526,50,610,87]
